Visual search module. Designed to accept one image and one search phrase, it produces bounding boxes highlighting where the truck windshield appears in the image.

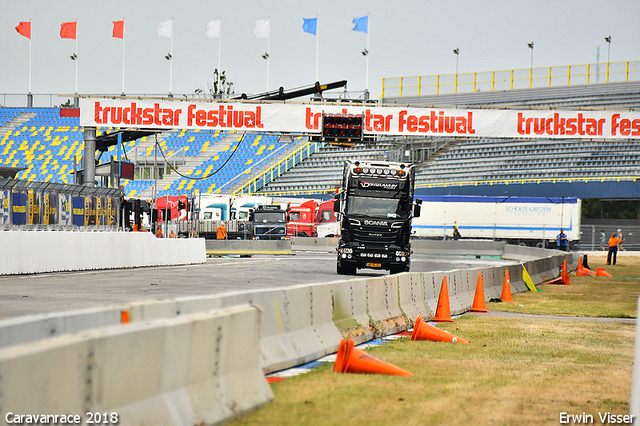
[346,196,408,219]
[254,212,286,223]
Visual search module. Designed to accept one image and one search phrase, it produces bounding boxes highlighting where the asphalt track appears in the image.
[0,252,515,319]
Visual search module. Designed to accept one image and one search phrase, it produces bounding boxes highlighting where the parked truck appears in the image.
[411,195,581,248]
[286,199,338,237]
[249,204,287,240]
[335,161,421,275]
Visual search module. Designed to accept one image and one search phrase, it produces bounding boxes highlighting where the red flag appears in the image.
[60,21,77,39]
[112,20,124,39]
[16,21,31,39]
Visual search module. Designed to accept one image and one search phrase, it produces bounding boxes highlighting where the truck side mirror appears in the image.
[333,199,340,213]
[413,199,422,218]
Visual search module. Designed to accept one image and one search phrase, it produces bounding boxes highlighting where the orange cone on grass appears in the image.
[577,256,595,276]
[470,272,489,313]
[334,339,413,376]
[432,276,453,322]
[596,268,612,277]
[549,259,570,285]
[411,315,469,344]
[501,270,515,302]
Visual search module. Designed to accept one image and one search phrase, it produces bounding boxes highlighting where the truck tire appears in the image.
[337,262,356,275]
[390,265,409,274]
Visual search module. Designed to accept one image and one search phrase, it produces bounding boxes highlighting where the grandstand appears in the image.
[3,62,640,201]
[0,107,306,199]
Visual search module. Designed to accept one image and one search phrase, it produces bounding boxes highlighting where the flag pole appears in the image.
[169,17,173,96]
[315,15,319,82]
[75,22,78,96]
[266,17,270,91]
[28,22,32,95]
[218,17,222,94]
[121,18,125,95]
[365,14,370,96]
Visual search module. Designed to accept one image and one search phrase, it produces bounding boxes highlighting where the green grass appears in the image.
[229,254,639,426]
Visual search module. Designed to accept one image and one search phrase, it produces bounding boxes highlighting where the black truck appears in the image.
[335,161,421,275]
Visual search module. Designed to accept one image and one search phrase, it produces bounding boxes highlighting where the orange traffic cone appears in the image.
[549,259,570,285]
[596,268,612,277]
[432,276,453,322]
[121,310,130,324]
[411,315,469,344]
[333,339,413,376]
[470,273,489,313]
[577,256,595,276]
[501,270,514,302]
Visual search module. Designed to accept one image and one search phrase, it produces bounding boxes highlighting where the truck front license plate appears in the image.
[366,262,382,268]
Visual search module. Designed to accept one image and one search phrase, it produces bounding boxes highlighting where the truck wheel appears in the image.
[337,262,348,275]
[390,265,410,274]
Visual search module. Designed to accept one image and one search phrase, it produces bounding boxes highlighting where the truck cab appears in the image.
[335,161,421,275]
[249,205,287,240]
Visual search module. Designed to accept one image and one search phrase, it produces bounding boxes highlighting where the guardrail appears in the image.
[382,60,640,97]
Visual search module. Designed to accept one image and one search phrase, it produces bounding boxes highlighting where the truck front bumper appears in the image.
[337,246,409,270]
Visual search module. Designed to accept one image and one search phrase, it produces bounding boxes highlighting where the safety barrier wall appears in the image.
[0,244,577,352]
[0,305,273,426]
[0,231,206,275]
[0,245,578,423]
[631,295,640,417]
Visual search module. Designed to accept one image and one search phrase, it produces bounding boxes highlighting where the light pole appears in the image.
[453,48,459,93]
[528,42,534,69]
[605,36,611,63]
[527,42,534,88]
[453,47,459,75]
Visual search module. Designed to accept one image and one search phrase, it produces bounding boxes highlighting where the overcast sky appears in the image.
[1,0,639,104]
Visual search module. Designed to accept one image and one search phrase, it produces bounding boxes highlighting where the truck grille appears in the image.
[352,227,398,245]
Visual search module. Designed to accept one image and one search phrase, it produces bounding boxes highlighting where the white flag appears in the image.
[254,19,269,38]
[205,20,220,38]
[157,20,172,38]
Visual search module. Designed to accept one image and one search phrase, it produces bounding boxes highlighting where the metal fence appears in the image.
[383,60,640,97]
[579,224,639,251]
[0,176,121,231]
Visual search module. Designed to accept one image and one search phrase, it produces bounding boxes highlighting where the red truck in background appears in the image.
[286,200,338,237]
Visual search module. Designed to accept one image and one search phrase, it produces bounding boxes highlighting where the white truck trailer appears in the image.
[412,195,581,248]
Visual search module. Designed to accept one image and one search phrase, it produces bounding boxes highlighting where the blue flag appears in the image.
[352,15,368,33]
[303,18,317,36]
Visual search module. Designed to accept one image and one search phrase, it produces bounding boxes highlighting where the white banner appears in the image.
[79,98,640,139]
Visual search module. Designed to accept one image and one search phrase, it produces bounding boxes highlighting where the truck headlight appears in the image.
[341,253,347,259]
[401,256,406,262]
[342,247,353,254]
[395,251,405,256]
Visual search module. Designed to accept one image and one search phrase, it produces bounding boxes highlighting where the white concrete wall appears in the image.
[0,305,273,426]
[0,231,206,275]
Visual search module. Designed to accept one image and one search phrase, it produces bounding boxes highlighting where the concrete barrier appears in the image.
[331,278,374,344]
[630,295,640,417]
[366,276,407,335]
[0,245,576,390]
[206,239,292,256]
[412,239,506,256]
[0,231,206,275]
[0,305,272,426]
[397,272,432,325]
[290,236,338,252]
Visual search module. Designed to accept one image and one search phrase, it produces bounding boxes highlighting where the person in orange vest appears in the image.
[169,229,176,238]
[155,226,163,238]
[217,222,227,240]
[607,232,622,265]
